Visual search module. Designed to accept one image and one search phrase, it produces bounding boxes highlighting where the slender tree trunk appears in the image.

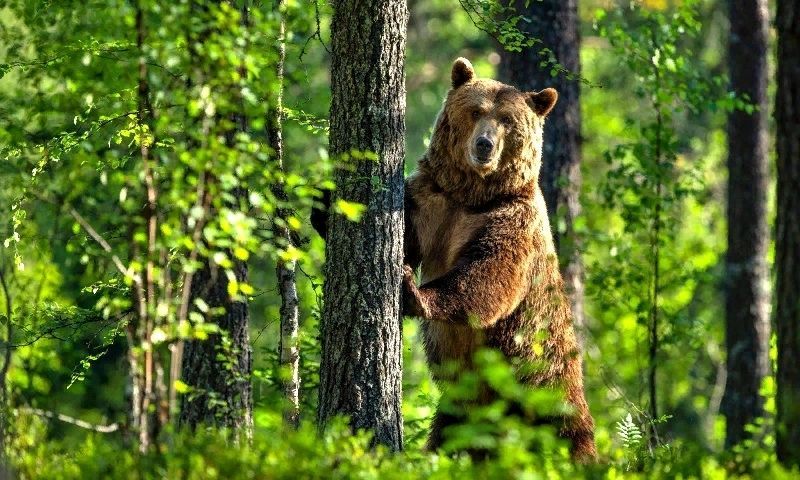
[179,0,253,437]
[776,0,800,467]
[498,0,585,333]
[268,1,300,429]
[317,0,407,451]
[0,264,13,470]
[131,1,166,451]
[721,0,770,449]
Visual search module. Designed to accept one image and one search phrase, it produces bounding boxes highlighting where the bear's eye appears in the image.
[471,109,481,120]
[500,115,513,126]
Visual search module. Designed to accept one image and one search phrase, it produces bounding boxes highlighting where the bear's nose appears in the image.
[475,136,494,161]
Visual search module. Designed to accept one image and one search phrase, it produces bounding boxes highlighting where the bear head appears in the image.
[422,57,557,206]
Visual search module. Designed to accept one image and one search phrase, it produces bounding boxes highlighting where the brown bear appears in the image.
[402,57,596,460]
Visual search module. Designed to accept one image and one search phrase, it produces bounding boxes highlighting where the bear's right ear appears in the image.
[451,57,475,89]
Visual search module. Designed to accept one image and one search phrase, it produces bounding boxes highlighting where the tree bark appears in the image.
[498,0,585,333]
[776,0,800,467]
[130,1,167,451]
[179,0,253,437]
[268,1,300,429]
[316,0,407,451]
[721,0,770,449]
[0,264,13,468]
[180,262,253,434]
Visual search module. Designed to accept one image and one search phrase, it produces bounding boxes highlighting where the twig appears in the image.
[18,407,119,433]
[9,316,117,348]
[299,0,330,60]
[66,206,138,285]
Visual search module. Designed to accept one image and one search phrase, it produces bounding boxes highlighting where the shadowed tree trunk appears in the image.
[180,262,252,433]
[0,263,12,469]
[316,0,408,451]
[498,0,585,333]
[179,0,253,436]
[776,0,800,467]
[721,0,770,448]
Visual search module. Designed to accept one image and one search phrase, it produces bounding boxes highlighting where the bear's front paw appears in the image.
[402,265,428,318]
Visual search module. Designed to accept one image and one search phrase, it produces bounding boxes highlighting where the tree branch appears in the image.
[18,407,119,433]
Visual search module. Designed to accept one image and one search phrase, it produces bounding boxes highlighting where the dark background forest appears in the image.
[0,0,798,478]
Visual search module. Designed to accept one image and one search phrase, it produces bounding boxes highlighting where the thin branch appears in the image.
[9,315,120,349]
[66,206,138,285]
[299,0,330,60]
[18,407,119,433]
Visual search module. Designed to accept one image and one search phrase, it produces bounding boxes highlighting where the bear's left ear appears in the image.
[527,88,558,117]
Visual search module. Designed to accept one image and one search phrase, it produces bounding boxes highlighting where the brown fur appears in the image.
[403,58,596,460]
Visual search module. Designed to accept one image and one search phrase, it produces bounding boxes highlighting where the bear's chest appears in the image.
[411,192,487,284]
[411,190,490,371]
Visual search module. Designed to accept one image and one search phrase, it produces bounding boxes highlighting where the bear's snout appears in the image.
[475,136,494,163]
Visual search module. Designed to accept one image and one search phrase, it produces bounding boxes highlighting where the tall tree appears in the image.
[498,0,585,332]
[776,0,800,467]
[269,1,301,428]
[0,261,12,466]
[179,0,253,436]
[721,0,770,448]
[316,0,408,450]
[128,0,168,450]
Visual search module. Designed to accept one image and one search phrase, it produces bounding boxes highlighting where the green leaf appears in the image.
[335,199,366,222]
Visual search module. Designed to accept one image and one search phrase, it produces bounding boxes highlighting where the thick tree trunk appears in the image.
[316,0,407,451]
[180,262,253,434]
[776,0,800,467]
[498,0,585,332]
[721,0,770,448]
[179,0,253,437]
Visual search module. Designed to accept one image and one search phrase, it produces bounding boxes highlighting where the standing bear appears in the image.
[402,57,596,460]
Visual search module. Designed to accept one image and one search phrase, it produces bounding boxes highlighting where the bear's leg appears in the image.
[425,407,461,452]
[563,384,598,461]
[568,427,598,462]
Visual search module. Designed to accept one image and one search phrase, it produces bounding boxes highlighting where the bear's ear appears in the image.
[527,88,558,117]
[451,57,475,89]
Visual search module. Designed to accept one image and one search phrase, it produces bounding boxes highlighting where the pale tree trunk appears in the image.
[268,1,300,429]
[776,0,800,468]
[130,1,167,451]
[498,0,585,333]
[316,0,408,451]
[179,0,253,437]
[721,0,770,449]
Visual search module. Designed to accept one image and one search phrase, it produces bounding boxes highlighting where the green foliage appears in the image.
[583,0,748,455]
[457,0,595,84]
[617,413,645,470]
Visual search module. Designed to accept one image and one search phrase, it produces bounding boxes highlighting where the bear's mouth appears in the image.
[467,156,496,177]
[468,145,501,175]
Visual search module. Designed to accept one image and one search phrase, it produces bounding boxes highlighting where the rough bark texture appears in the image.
[180,262,253,434]
[776,0,800,467]
[316,0,408,451]
[498,0,584,332]
[721,0,770,449]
